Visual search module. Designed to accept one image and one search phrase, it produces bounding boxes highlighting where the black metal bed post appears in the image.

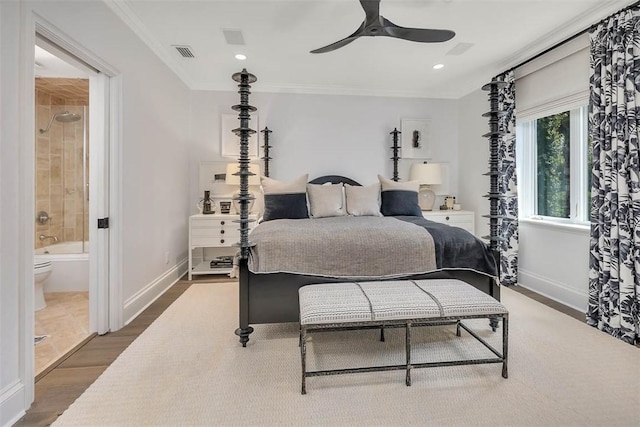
[390,128,401,182]
[261,126,272,178]
[232,68,257,347]
[481,78,507,312]
[481,78,506,254]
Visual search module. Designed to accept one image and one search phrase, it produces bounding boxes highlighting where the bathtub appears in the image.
[35,241,89,292]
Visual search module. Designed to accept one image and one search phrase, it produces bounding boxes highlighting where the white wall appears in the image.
[1,2,29,425]
[519,221,590,311]
[190,90,459,210]
[1,1,191,423]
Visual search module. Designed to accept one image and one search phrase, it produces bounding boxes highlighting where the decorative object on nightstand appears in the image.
[226,162,261,213]
[203,191,214,214]
[444,196,455,210]
[409,162,442,211]
[219,201,231,214]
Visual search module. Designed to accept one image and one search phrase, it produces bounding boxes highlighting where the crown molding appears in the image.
[190,80,463,100]
[498,0,636,72]
[103,0,195,88]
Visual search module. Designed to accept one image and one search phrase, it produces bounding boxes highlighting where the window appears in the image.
[517,106,590,224]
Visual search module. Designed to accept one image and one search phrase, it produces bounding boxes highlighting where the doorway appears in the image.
[28,24,120,384]
[33,42,93,377]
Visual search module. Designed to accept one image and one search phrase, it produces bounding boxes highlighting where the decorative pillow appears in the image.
[307,183,346,218]
[344,183,382,216]
[378,175,422,216]
[261,174,309,221]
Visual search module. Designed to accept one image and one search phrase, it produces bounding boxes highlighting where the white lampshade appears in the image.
[409,162,443,185]
[225,163,261,186]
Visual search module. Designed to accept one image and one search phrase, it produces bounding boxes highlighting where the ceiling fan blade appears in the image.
[310,36,360,54]
[310,21,366,54]
[382,17,455,43]
[359,0,381,23]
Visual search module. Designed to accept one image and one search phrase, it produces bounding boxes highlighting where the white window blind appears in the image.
[515,33,590,120]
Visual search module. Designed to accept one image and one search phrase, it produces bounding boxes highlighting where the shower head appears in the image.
[39,111,82,134]
[55,111,81,123]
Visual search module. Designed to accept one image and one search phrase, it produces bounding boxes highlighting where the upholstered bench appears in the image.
[298,279,508,394]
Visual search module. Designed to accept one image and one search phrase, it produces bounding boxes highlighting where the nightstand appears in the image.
[422,210,475,235]
[188,213,257,279]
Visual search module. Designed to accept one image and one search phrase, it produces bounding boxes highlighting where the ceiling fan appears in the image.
[310,0,455,54]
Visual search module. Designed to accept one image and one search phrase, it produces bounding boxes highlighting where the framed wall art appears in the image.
[400,118,432,159]
[220,113,259,158]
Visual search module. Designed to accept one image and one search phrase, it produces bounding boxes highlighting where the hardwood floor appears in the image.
[16,279,586,426]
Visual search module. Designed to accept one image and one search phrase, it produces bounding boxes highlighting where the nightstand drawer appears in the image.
[422,210,475,234]
[191,235,237,247]
[191,226,238,238]
[425,213,470,224]
[191,218,236,229]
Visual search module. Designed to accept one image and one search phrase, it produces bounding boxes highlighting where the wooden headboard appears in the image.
[309,175,361,186]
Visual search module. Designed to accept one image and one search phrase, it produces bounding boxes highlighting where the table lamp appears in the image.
[226,163,261,213]
[409,162,442,211]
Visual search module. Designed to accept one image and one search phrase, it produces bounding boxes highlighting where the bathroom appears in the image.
[33,45,91,377]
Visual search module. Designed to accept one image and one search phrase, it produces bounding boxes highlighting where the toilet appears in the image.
[34,256,52,311]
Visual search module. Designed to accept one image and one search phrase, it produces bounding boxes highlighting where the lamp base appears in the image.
[232,191,255,214]
[417,186,436,211]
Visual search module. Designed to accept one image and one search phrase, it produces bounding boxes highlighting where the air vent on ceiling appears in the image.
[446,42,474,56]
[173,45,195,58]
[222,29,245,45]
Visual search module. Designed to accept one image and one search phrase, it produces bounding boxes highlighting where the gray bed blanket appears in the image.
[248,216,437,279]
[395,215,498,277]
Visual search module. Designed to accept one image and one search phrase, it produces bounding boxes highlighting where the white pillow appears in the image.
[344,183,382,216]
[306,183,346,218]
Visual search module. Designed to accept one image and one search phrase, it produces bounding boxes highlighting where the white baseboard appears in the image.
[122,258,188,326]
[1,381,26,427]
[518,268,588,313]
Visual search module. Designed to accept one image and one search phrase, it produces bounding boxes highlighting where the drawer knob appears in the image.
[220,239,225,244]
[220,220,225,225]
[446,216,450,220]
[220,229,225,235]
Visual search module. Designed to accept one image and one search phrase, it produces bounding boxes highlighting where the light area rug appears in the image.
[53,282,639,427]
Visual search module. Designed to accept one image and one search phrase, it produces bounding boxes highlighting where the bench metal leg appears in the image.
[301,327,307,395]
[405,321,412,386]
[380,327,385,342]
[489,316,499,332]
[456,320,461,337]
[502,315,509,379]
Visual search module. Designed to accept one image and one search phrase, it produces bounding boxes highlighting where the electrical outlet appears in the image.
[164,251,170,264]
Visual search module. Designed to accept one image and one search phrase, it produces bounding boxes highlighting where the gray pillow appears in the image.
[344,183,382,216]
[307,183,346,218]
[378,175,422,217]
[261,174,309,221]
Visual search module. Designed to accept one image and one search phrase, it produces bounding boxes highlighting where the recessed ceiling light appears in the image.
[235,54,247,61]
[433,63,444,70]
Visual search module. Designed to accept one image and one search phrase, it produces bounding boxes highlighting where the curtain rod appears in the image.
[502,0,640,75]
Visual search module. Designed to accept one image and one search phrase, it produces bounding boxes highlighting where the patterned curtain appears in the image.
[496,71,518,286]
[588,7,640,345]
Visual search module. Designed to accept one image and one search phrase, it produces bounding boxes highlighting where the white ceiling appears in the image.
[101,0,634,99]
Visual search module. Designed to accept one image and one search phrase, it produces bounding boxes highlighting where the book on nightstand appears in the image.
[210,256,234,269]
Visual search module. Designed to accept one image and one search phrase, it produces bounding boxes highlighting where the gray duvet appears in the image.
[248,216,437,279]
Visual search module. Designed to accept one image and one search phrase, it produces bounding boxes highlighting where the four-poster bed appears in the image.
[228,69,499,347]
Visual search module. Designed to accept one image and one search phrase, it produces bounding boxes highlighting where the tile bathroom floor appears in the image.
[35,292,90,376]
